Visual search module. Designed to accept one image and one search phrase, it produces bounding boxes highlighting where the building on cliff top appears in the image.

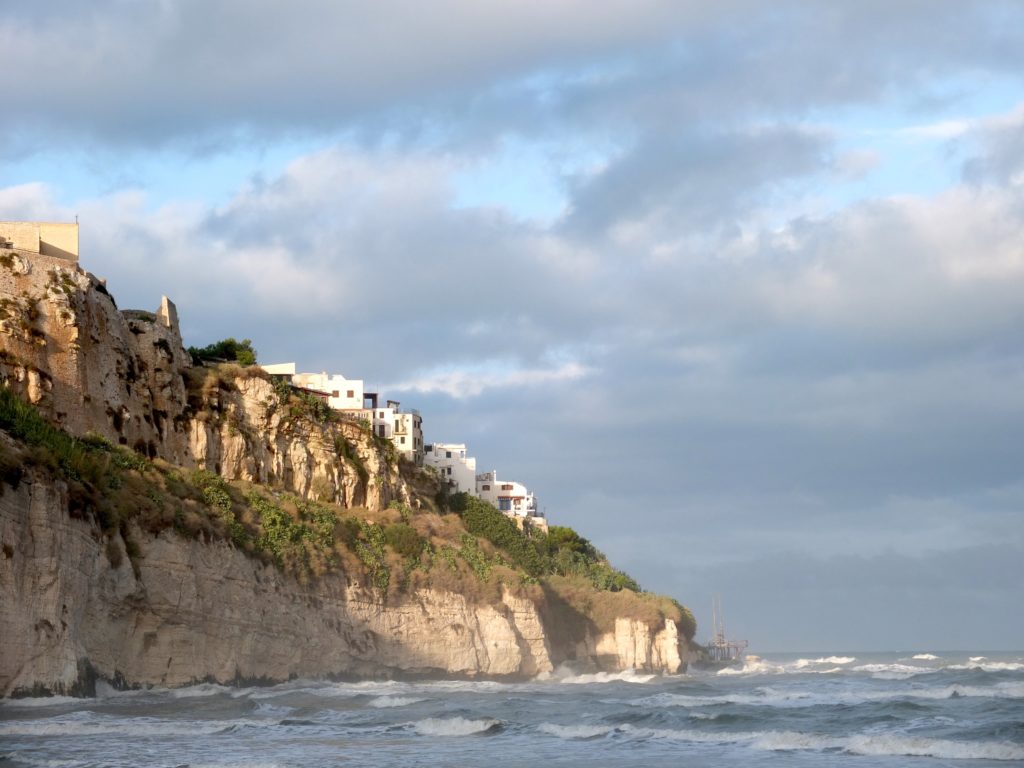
[423,442,477,495]
[0,221,79,263]
[476,469,542,526]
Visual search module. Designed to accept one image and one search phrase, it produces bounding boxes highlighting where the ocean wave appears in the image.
[970,656,988,662]
[841,733,1024,761]
[716,657,786,676]
[369,696,426,708]
[911,653,941,661]
[851,663,938,679]
[0,695,86,709]
[411,717,502,736]
[793,656,856,668]
[553,669,657,685]
[620,725,1024,760]
[629,679,1024,710]
[0,753,85,768]
[948,661,1024,672]
[538,723,616,739]
[0,716,263,738]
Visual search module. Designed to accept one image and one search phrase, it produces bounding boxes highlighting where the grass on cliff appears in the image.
[0,386,694,638]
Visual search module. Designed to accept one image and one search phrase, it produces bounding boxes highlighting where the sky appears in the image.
[2,0,1023,652]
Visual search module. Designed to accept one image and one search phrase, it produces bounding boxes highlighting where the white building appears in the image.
[291,371,365,411]
[361,396,423,466]
[476,470,539,519]
[423,442,477,494]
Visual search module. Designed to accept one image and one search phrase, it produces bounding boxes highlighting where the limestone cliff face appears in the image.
[0,470,690,696]
[0,249,405,510]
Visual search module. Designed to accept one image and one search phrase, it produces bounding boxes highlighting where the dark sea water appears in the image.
[2,651,1022,767]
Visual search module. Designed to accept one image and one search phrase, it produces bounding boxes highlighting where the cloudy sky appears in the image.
[3,1,1023,652]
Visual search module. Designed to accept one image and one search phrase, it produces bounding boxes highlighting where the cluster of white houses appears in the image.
[262,363,546,530]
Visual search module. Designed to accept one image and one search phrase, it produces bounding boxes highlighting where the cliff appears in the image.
[0,247,695,696]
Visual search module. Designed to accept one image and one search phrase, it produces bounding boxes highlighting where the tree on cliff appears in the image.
[187,338,257,366]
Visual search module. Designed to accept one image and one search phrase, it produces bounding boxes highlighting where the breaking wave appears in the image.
[793,656,856,667]
[538,723,616,739]
[411,717,503,736]
[851,662,938,679]
[550,669,657,685]
[620,725,1024,760]
[369,696,426,708]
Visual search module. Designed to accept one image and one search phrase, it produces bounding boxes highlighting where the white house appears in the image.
[291,371,365,411]
[393,409,424,465]
[423,442,477,494]
[476,470,539,519]
[363,396,424,466]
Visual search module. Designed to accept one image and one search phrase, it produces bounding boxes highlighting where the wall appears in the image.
[39,223,79,262]
[0,222,78,262]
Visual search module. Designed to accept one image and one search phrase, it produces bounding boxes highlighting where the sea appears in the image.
[1,651,1022,767]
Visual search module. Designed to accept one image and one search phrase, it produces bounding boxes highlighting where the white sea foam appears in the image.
[538,723,616,739]
[631,679,1024,711]
[912,653,941,660]
[411,717,501,736]
[793,656,856,668]
[949,661,1024,672]
[620,725,1024,760]
[369,696,426,708]
[619,724,759,743]
[555,669,657,685]
[716,657,786,676]
[851,663,937,679]
[0,716,259,737]
[0,695,85,708]
[842,733,1024,761]
[0,755,83,768]
[167,682,236,698]
[970,656,988,662]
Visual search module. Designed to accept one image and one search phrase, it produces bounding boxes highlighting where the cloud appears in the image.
[2,2,1023,156]
[386,359,591,399]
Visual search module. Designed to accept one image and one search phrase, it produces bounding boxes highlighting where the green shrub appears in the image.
[188,337,257,366]
[384,522,425,559]
[457,533,494,581]
[458,496,545,576]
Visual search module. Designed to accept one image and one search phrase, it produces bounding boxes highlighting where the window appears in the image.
[331,390,340,398]
[498,498,512,511]
[445,451,452,458]
[481,484,490,491]
[347,390,354,398]
[400,436,406,444]
[446,468,452,475]
[378,425,386,437]
[501,484,514,491]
